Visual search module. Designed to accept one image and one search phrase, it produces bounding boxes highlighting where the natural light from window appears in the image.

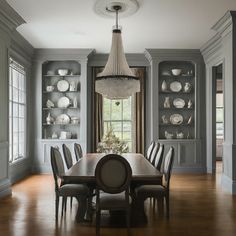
[103,97,133,152]
[9,58,26,163]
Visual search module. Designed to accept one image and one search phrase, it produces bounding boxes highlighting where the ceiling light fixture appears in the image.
[95,4,140,99]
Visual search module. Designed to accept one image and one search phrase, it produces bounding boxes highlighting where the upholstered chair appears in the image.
[95,154,132,236]
[149,142,160,165]
[146,141,155,161]
[50,147,89,221]
[154,143,164,171]
[135,146,174,218]
[62,144,73,169]
[74,143,83,161]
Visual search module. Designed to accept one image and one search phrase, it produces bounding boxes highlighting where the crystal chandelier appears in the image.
[95,5,140,99]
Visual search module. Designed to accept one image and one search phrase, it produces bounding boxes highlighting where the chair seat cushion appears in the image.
[99,192,132,209]
[59,184,89,196]
[135,185,166,198]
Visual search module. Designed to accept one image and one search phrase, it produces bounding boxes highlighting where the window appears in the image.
[9,58,26,163]
[103,97,133,152]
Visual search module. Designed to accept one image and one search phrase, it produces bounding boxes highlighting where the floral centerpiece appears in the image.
[97,128,129,154]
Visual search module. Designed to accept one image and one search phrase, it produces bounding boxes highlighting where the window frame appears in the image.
[103,98,133,152]
[8,57,27,164]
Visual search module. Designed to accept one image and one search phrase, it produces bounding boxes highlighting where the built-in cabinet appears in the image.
[33,49,94,173]
[145,49,206,173]
[159,61,196,140]
[42,60,81,140]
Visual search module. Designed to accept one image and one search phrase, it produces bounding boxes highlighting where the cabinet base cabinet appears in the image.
[159,139,205,173]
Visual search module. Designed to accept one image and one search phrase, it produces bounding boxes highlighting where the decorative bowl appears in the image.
[171,69,182,76]
[58,69,68,76]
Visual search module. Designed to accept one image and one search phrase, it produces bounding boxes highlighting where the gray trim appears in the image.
[221,173,236,194]
[0,178,11,198]
[0,0,25,33]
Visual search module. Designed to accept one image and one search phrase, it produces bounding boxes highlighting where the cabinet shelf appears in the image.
[159,123,194,127]
[43,107,79,110]
[160,75,194,78]
[43,74,80,77]
[159,107,194,111]
[43,123,79,126]
[159,91,193,94]
[43,91,79,94]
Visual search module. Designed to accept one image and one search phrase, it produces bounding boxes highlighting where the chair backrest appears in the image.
[62,144,73,169]
[163,146,174,190]
[50,147,65,191]
[95,154,132,194]
[74,143,83,161]
[146,141,155,161]
[149,142,160,165]
[154,143,164,171]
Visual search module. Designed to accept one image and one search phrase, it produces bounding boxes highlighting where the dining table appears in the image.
[62,153,163,223]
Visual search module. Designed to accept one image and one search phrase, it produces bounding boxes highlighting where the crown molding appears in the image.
[0,0,25,33]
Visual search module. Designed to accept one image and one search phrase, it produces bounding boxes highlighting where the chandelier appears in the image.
[95,5,140,99]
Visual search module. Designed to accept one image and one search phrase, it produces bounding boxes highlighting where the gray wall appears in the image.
[201,11,236,194]
[0,1,34,197]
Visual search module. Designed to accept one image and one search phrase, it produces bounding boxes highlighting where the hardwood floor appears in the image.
[0,166,236,236]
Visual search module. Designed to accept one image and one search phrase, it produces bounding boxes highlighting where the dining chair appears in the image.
[62,144,73,169]
[135,146,174,218]
[50,146,89,221]
[146,141,155,161]
[62,144,75,209]
[74,143,83,161]
[149,142,160,166]
[154,143,164,171]
[95,154,132,236]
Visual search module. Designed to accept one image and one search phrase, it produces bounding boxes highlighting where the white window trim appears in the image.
[9,57,27,164]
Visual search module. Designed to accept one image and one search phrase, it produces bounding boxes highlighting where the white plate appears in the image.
[57,80,69,92]
[56,114,70,124]
[170,81,182,92]
[173,98,185,108]
[170,114,183,125]
[57,96,70,108]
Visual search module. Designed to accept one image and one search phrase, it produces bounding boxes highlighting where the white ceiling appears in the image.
[6,0,236,53]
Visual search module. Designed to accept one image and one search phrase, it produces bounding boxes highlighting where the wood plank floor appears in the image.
[0,164,236,236]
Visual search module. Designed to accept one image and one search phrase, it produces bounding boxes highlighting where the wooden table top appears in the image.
[63,153,162,184]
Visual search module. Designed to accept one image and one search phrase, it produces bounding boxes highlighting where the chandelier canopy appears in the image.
[95,5,140,99]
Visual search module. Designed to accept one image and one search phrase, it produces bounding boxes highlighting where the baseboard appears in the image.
[173,166,207,174]
[221,174,236,195]
[0,179,12,198]
[32,165,52,174]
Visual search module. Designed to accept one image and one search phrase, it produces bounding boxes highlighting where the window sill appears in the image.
[10,157,28,166]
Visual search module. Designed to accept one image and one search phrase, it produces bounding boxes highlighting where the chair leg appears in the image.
[55,195,59,221]
[165,195,169,219]
[70,197,73,209]
[126,207,131,236]
[62,197,66,217]
[96,209,101,236]
[64,197,67,212]
[157,198,164,216]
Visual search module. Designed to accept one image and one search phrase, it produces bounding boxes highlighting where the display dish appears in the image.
[57,80,69,92]
[171,69,182,76]
[58,69,68,76]
[57,96,70,108]
[56,114,70,124]
[170,81,182,92]
[173,98,185,108]
[170,113,183,125]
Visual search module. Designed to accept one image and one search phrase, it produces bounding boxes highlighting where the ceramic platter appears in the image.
[170,114,183,125]
[57,80,69,92]
[173,98,185,108]
[170,81,182,92]
[57,96,70,108]
[56,114,70,124]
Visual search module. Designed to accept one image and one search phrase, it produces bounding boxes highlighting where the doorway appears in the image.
[213,64,224,174]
